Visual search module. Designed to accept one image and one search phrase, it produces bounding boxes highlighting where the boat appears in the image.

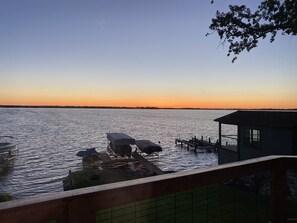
[65,134,166,190]
[76,147,101,169]
[0,136,18,164]
[136,140,162,155]
[76,147,99,158]
[106,133,136,157]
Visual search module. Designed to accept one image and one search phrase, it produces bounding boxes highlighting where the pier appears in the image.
[65,151,164,191]
[132,151,164,175]
[83,151,164,175]
[175,136,218,153]
[97,151,164,175]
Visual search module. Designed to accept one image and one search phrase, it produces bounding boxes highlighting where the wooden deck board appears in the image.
[132,152,164,175]
[98,152,112,163]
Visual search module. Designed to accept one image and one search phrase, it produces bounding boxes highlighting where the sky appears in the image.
[0,0,296,109]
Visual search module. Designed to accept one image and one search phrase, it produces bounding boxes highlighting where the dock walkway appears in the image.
[98,152,136,165]
[132,151,164,175]
[175,136,218,153]
[98,152,112,163]
[98,151,164,175]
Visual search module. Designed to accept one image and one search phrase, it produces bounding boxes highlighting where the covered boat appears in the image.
[76,147,101,169]
[136,140,162,155]
[76,148,99,157]
[106,133,135,157]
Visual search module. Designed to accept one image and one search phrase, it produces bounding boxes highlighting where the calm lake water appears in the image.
[0,108,235,198]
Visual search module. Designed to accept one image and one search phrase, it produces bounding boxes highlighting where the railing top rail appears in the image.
[1,155,296,213]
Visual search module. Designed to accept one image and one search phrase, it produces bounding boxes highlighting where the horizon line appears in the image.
[0,105,296,111]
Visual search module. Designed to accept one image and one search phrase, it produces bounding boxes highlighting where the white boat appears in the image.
[0,136,18,164]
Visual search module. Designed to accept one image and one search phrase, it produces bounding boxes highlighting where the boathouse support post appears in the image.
[218,123,222,147]
[237,125,240,161]
[270,159,287,223]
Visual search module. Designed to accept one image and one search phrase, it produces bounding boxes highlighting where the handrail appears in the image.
[0,155,296,223]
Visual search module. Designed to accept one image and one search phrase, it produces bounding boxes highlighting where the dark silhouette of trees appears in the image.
[207,0,297,62]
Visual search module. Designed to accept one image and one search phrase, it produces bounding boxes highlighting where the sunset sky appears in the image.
[0,0,296,109]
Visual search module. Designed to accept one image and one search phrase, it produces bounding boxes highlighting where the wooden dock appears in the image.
[98,152,112,163]
[97,151,164,175]
[98,152,137,165]
[175,136,218,153]
[132,151,164,175]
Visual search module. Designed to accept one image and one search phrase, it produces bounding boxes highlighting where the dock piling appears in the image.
[175,135,217,153]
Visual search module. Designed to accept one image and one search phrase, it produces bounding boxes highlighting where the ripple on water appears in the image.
[0,108,235,198]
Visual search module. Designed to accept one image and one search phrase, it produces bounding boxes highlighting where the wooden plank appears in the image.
[99,151,136,164]
[132,151,164,175]
[0,199,67,223]
[102,158,136,164]
[98,152,112,163]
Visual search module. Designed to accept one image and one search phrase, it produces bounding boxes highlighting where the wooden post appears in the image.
[271,159,287,223]
[237,125,240,161]
[218,123,222,147]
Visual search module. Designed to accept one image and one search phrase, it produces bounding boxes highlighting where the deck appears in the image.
[1,156,297,223]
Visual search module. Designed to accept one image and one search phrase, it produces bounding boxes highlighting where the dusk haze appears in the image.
[1,0,297,109]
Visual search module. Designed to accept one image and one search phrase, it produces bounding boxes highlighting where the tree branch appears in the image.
[208,0,297,62]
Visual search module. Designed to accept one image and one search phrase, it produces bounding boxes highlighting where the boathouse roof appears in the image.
[214,110,297,128]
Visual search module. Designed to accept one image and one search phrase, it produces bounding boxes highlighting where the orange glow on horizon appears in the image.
[1,82,296,109]
[1,94,296,109]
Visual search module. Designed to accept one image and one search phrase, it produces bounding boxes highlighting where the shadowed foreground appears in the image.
[0,156,297,223]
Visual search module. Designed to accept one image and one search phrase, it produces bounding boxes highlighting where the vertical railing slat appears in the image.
[271,159,288,223]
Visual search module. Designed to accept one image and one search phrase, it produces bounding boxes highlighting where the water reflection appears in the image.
[0,108,235,198]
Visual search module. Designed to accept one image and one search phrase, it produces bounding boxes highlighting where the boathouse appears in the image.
[215,110,297,164]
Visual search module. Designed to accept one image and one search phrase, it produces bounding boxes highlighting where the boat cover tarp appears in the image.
[136,140,162,154]
[106,133,135,146]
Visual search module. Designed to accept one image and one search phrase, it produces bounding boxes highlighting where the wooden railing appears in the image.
[0,156,296,223]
